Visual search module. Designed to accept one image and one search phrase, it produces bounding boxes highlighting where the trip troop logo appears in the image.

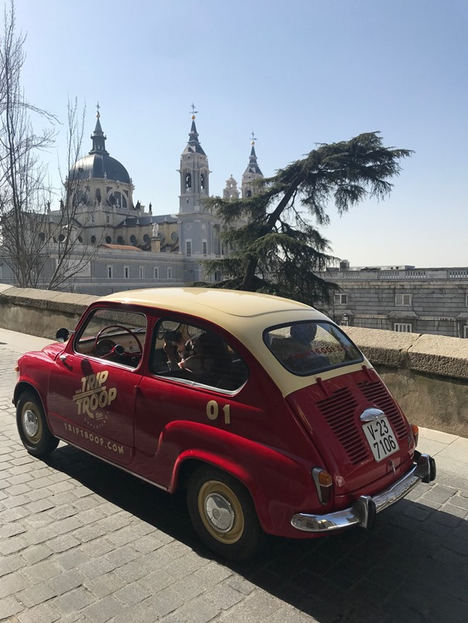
[72,370,117,430]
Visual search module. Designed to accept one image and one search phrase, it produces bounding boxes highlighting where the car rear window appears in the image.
[264,321,363,376]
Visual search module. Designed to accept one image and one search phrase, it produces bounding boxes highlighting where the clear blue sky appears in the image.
[11,0,468,267]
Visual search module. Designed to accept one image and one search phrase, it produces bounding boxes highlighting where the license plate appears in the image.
[362,416,399,462]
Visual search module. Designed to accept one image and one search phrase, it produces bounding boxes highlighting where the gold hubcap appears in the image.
[22,402,43,444]
[198,480,244,544]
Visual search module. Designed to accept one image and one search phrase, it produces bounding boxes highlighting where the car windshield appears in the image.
[264,321,363,376]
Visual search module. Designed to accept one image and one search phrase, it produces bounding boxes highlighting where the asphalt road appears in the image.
[1,328,467,623]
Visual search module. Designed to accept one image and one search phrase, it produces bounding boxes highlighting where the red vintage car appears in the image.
[14,288,435,559]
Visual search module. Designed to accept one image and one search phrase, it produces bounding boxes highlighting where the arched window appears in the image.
[114,191,122,208]
[200,173,205,189]
[105,236,112,244]
[185,172,192,189]
[130,235,137,245]
[117,236,124,245]
[39,232,45,242]
[91,235,96,244]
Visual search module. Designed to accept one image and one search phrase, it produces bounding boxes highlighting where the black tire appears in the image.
[187,466,263,560]
[16,391,59,458]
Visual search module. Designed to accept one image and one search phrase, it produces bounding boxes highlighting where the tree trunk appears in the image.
[241,256,259,291]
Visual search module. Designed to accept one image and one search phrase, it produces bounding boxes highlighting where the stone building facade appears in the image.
[321,264,468,338]
[0,110,264,295]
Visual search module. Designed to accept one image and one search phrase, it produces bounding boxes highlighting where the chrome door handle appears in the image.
[59,354,72,370]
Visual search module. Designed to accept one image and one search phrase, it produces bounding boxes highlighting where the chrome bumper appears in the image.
[291,453,436,533]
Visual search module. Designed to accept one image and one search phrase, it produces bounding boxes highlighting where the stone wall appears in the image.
[0,284,96,339]
[346,327,468,437]
[1,284,467,437]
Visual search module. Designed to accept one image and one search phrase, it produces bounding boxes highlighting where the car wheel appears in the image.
[16,391,59,458]
[187,466,263,560]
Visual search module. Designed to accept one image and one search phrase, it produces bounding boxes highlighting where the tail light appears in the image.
[312,467,333,505]
[411,424,419,447]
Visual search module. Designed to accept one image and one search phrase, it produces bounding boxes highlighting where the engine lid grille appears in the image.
[316,387,368,465]
[357,380,408,439]
[315,378,408,465]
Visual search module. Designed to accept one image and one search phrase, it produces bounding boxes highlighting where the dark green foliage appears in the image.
[204,132,411,306]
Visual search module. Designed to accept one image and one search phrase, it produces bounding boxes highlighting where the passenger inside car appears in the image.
[164,331,230,385]
[285,323,330,373]
[151,320,248,391]
[268,322,330,374]
[266,320,364,375]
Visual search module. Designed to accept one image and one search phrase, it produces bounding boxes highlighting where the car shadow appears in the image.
[46,445,468,623]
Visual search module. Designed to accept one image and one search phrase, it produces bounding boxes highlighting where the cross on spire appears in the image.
[96,102,100,119]
[250,131,257,145]
[190,103,199,120]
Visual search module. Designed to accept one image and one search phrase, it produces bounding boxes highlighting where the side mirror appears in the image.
[56,328,70,343]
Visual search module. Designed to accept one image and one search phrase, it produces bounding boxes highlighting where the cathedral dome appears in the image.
[68,110,131,185]
[69,153,130,184]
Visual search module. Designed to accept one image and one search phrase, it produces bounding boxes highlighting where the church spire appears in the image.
[89,103,108,155]
[242,132,263,198]
[244,132,263,176]
[184,104,206,155]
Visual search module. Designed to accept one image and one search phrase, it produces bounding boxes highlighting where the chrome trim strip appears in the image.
[291,454,434,533]
[54,435,169,492]
[151,372,246,396]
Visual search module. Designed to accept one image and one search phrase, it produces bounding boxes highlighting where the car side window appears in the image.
[150,319,248,391]
[75,308,147,369]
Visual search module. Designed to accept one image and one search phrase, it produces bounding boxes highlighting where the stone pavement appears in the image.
[0,328,467,623]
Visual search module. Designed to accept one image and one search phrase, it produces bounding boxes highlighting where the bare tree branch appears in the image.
[0,4,96,290]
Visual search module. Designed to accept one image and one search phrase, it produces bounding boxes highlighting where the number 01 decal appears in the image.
[206,400,231,424]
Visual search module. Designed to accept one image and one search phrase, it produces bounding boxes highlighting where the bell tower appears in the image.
[178,105,210,214]
[242,132,263,198]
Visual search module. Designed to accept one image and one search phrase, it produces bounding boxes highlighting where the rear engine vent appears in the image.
[317,387,369,465]
[358,381,407,439]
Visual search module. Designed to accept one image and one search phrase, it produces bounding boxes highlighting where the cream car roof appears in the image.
[97,288,371,396]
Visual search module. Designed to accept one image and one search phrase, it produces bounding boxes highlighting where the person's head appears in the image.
[164,330,183,346]
[191,332,228,360]
[290,322,317,345]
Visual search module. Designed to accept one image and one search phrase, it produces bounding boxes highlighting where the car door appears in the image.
[47,305,147,467]
[133,316,274,486]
